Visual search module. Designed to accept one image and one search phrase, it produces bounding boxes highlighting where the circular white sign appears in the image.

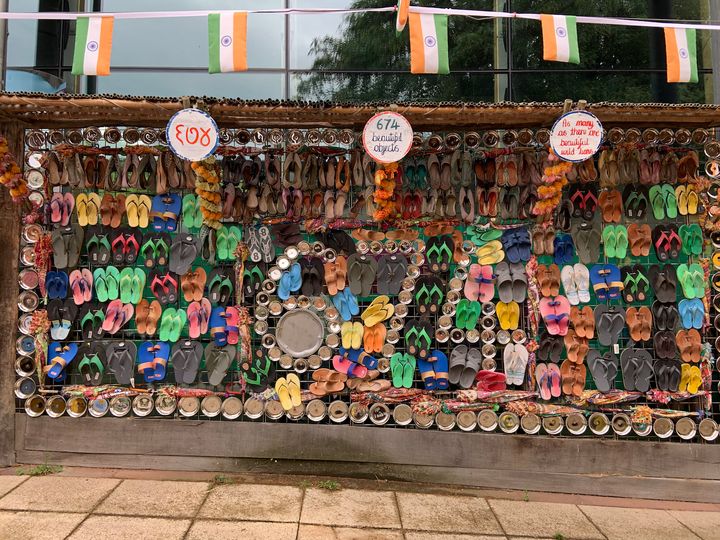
[166,108,219,162]
[362,111,413,164]
[549,110,604,163]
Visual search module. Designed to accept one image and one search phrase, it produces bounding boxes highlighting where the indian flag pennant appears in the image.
[71,16,114,76]
[540,14,579,64]
[208,12,248,73]
[396,0,410,33]
[664,27,698,83]
[409,13,449,75]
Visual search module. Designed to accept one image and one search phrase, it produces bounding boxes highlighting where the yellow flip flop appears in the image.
[362,295,390,326]
[286,373,302,407]
[686,188,699,215]
[75,193,88,227]
[675,185,688,215]
[678,364,691,393]
[341,321,354,349]
[138,194,152,228]
[351,322,364,349]
[476,240,505,265]
[497,301,519,330]
[275,377,293,410]
[687,366,702,394]
[86,192,101,226]
[125,194,140,228]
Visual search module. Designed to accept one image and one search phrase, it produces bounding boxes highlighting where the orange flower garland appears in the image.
[533,150,571,220]
[0,136,28,203]
[191,157,222,229]
[373,162,398,221]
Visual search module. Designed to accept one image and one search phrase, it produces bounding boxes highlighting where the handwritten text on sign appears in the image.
[550,111,603,163]
[362,111,413,163]
[166,108,219,162]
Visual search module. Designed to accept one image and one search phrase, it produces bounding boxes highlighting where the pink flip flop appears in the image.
[554,295,571,336]
[332,354,368,379]
[69,270,84,305]
[548,363,562,397]
[225,306,240,345]
[535,363,551,400]
[81,269,93,303]
[187,302,201,339]
[102,299,123,332]
[62,192,75,226]
[112,303,134,335]
[539,297,560,335]
[478,265,495,303]
[50,193,63,224]
[199,298,211,334]
[464,264,481,301]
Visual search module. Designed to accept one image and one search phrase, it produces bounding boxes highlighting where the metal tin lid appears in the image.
[481,357,496,371]
[221,397,244,419]
[566,413,587,435]
[279,354,293,369]
[349,402,368,423]
[392,403,413,425]
[265,399,285,420]
[306,399,327,422]
[369,403,391,425]
[132,395,154,417]
[18,291,39,312]
[402,278,415,291]
[318,346,332,361]
[293,357,308,374]
[14,377,36,399]
[456,410,477,431]
[498,411,519,434]
[286,403,305,421]
[88,397,109,417]
[675,417,697,440]
[652,417,674,439]
[699,418,719,441]
[15,356,35,377]
[110,396,133,417]
[588,412,610,436]
[542,415,564,435]
[16,336,35,356]
[632,421,652,437]
[261,334,276,349]
[178,396,200,417]
[308,354,322,369]
[328,400,349,423]
[611,413,632,436]
[244,397,264,419]
[413,412,434,429]
[436,411,456,431]
[478,410,498,431]
[381,343,395,358]
[377,357,390,373]
[24,395,45,417]
[520,412,541,434]
[154,395,176,416]
[394,303,408,318]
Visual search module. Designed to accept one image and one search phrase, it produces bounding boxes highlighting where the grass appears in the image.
[298,480,313,489]
[553,534,566,540]
[209,474,236,488]
[317,480,341,491]
[522,490,529,502]
[17,464,63,477]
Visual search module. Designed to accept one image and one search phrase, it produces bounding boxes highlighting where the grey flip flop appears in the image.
[246,227,262,263]
[509,262,527,303]
[459,347,482,389]
[587,349,611,392]
[633,349,654,392]
[347,254,365,296]
[172,340,203,385]
[359,256,377,297]
[205,343,236,386]
[106,341,137,385]
[52,227,69,269]
[595,305,626,346]
[448,344,468,385]
[620,348,638,391]
[66,223,85,268]
[169,234,198,275]
[386,254,408,296]
[572,220,601,264]
[601,351,619,390]
[376,255,390,295]
[495,262,514,303]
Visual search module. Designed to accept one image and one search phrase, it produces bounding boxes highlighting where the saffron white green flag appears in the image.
[664,27,698,83]
[71,16,114,76]
[541,14,579,64]
[208,12,248,73]
[409,13,449,75]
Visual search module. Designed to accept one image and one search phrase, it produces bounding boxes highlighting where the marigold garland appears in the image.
[0,136,28,203]
[191,157,222,229]
[373,162,398,221]
[532,151,570,220]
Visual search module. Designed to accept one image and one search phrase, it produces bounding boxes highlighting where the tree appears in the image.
[296,0,709,103]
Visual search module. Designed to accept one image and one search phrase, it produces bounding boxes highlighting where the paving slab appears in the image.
[298,524,405,540]
[187,520,298,540]
[488,499,604,539]
[669,510,720,540]
[301,488,401,529]
[0,475,28,498]
[397,492,503,535]
[0,510,86,540]
[69,515,190,540]
[94,479,208,518]
[580,505,700,540]
[198,483,302,522]
[406,533,506,540]
[0,476,119,512]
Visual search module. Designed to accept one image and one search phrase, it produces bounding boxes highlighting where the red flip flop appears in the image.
[187,302,201,339]
[225,307,240,345]
[332,354,368,379]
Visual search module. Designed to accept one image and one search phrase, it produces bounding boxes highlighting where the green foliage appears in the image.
[17,464,62,476]
[209,474,236,487]
[296,0,711,103]
[317,480,342,490]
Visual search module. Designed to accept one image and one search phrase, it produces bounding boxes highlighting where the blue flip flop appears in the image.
[137,341,157,382]
[288,263,302,294]
[604,264,622,299]
[339,347,378,370]
[152,341,171,381]
[514,228,532,262]
[343,288,360,317]
[691,298,704,330]
[163,193,182,232]
[210,307,228,346]
[416,355,437,390]
[678,299,693,329]
[332,290,351,321]
[277,269,293,300]
[56,271,69,299]
[151,195,166,231]
[46,342,78,379]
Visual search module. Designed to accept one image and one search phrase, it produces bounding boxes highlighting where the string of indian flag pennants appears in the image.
[45,2,711,83]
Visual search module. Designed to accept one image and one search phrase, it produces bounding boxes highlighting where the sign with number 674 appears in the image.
[166,108,219,162]
[362,111,413,164]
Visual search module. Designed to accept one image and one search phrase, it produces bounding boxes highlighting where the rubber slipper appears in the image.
[662,183,678,219]
[149,342,170,382]
[332,354,367,379]
[137,341,157,383]
[649,185,665,220]
[210,307,228,346]
[390,353,406,388]
[205,343,235,386]
[476,240,505,265]
[106,341,136,385]
[448,344,468,386]
[595,305,626,346]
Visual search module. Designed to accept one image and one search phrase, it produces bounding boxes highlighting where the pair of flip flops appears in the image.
[310,368,347,395]
[621,265,650,303]
[52,224,84,269]
[347,254,377,297]
[137,341,171,383]
[464,264,494,302]
[679,223,703,256]
[448,345,482,388]
[150,271,179,305]
[169,234,199,275]
[653,330,677,360]
[171,340,203,384]
[141,234,171,268]
[602,225,628,259]
[679,364,703,394]
[416,350,449,390]
[45,342,79,380]
[376,254,408,296]
[538,264,561,297]
[100,193,126,229]
[243,263,266,299]
[275,374,303,411]
[589,264,623,301]
[332,350,372,379]
[426,235,454,272]
[299,258,324,296]
[102,300,134,335]
[124,194,153,228]
[79,302,105,340]
[93,266,121,302]
[626,306,652,342]
[654,359,681,392]
[587,349,619,393]
[598,189,623,222]
[537,334,563,363]
[150,193,182,232]
[324,256,348,296]
[186,299,211,339]
[278,263,302,301]
[77,343,106,386]
[404,318,433,359]
[109,228,141,265]
[209,306,240,346]
[679,298,704,330]
[553,233,575,266]
[595,305,626,346]
[46,271,69,299]
[560,359,586,396]
[106,341,136,384]
[497,301,520,330]
[535,362,562,400]
[564,329,589,364]
[501,227,531,264]
[216,225,242,261]
[648,184,678,220]
[415,275,444,314]
[455,299,481,330]
[626,223,652,256]
[677,329,702,363]
[181,268,207,302]
[246,226,275,263]
[622,185,649,219]
[47,299,78,340]
[648,264,677,303]
[158,307,188,342]
[475,370,506,392]
[652,225,682,261]
[86,227,112,265]
[676,263,706,299]
[205,343,236,386]
[652,300,679,332]
[75,193,102,227]
[560,263,590,305]
[503,343,529,386]
[361,295,394,326]
[50,192,75,226]
[332,287,360,321]
[571,221,601,264]
[495,262,527,303]
[341,321,364,349]
[181,194,204,229]
[207,268,234,305]
[363,323,387,354]
[135,299,162,337]
[476,240,505,265]
[117,267,146,305]
[531,227,556,256]
[569,185,598,220]
[675,184,701,215]
[390,352,417,388]
[539,296,570,336]
[619,348,654,392]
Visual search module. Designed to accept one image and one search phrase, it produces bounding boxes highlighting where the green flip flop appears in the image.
[455,299,469,329]
[170,309,187,342]
[676,264,696,299]
[119,267,135,304]
[465,300,481,330]
[649,185,665,220]
[131,267,146,304]
[93,268,108,302]
[402,353,416,388]
[216,226,230,261]
[193,195,204,228]
[662,183,678,219]
[390,352,405,388]
[105,266,120,300]
[227,226,242,258]
[689,263,706,298]
[614,225,628,259]
[182,194,196,229]
[602,224,617,258]
[159,307,176,342]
